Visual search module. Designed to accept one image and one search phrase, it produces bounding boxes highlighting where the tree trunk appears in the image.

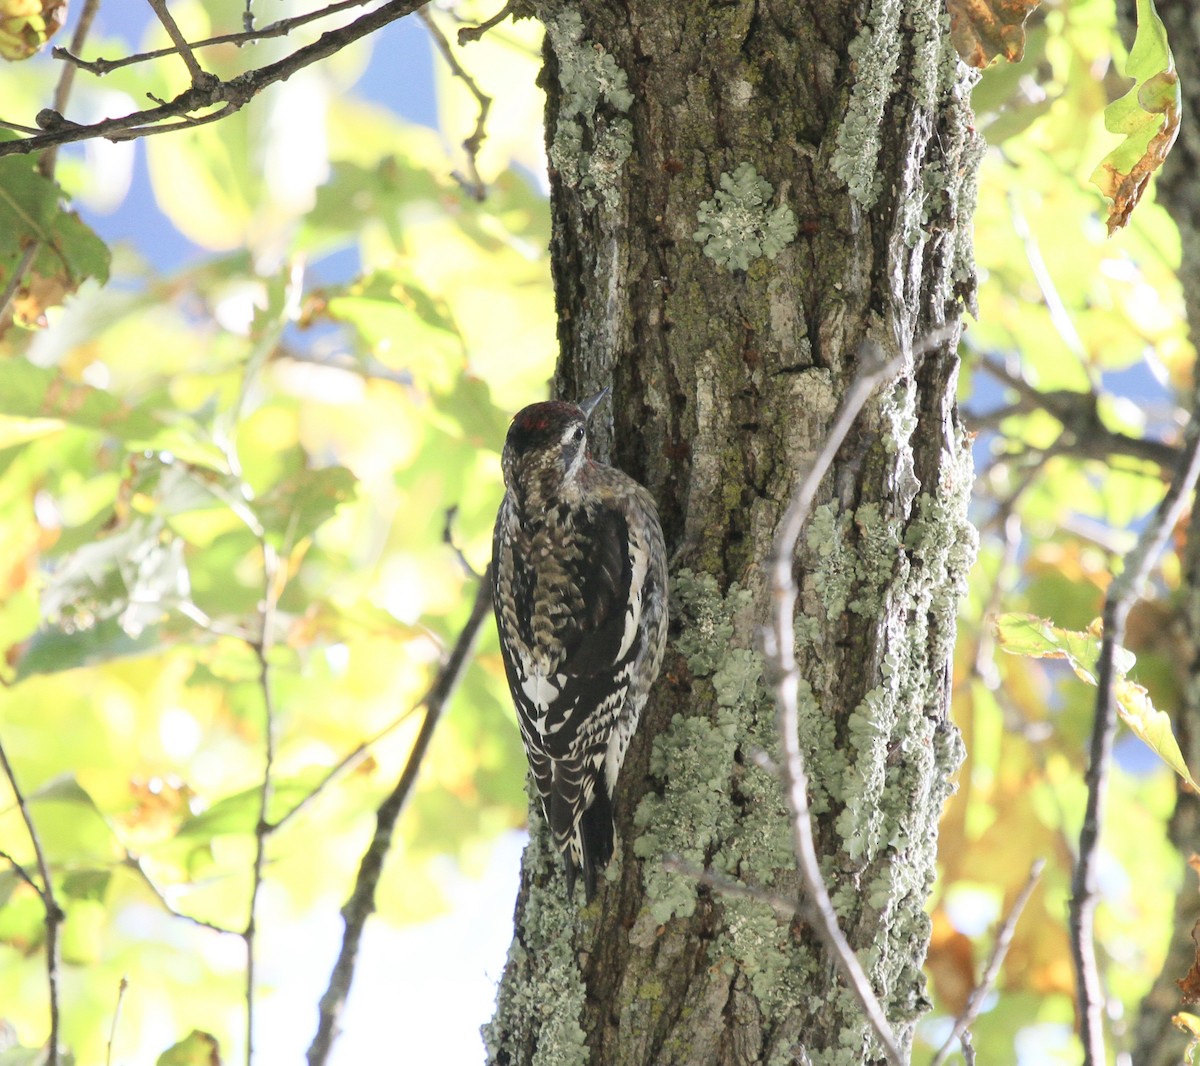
[485,2,980,1063]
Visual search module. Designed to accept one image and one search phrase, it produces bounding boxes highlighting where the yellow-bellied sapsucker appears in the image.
[492,390,668,902]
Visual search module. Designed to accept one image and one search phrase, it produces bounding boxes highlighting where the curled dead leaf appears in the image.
[0,0,66,61]
[948,0,1042,68]
[1177,920,1200,1006]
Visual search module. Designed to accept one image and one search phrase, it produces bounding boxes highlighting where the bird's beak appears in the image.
[579,386,611,420]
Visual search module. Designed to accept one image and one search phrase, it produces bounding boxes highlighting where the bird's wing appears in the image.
[540,504,635,758]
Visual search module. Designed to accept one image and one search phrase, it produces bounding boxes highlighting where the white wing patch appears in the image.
[618,528,649,660]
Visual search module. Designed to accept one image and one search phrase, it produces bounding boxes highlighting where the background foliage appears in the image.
[0,0,1194,1063]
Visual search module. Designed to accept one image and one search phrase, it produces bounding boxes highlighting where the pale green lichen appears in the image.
[693,163,798,272]
[482,820,589,1066]
[806,502,903,621]
[715,896,804,1016]
[635,570,789,925]
[544,11,634,211]
[672,569,752,677]
[633,709,738,923]
[830,0,903,207]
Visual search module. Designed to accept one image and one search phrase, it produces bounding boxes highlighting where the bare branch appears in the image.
[971,357,1180,470]
[1,0,426,157]
[37,0,101,178]
[54,0,377,75]
[145,0,216,89]
[662,855,801,920]
[443,505,483,580]
[0,848,47,899]
[245,534,283,1066]
[457,0,518,44]
[960,1029,977,1066]
[1070,422,1200,1064]
[419,8,491,201]
[763,342,904,1066]
[0,739,63,1066]
[931,858,1046,1066]
[307,574,492,1066]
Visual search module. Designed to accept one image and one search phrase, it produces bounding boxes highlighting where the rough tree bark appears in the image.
[485,2,980,1063]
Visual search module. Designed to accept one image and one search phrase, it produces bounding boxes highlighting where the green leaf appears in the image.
[0,358,161,439]
[14,618,171,679]
[26,774,118,864]
[175,775,324,841]
[156,1030,222,1066]
[315,271,464,390]
[254,464,358,545]
[61,868,112,903]
[1089,0,1181,233]
[1114,678,1200,792]
[995,612,1199,789]
[993,612,1134,682]
[0,148,110,330]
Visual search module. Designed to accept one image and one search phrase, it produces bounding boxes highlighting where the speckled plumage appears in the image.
[492,396,668,901]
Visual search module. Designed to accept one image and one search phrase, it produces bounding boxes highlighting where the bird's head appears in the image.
[501,389,608,507]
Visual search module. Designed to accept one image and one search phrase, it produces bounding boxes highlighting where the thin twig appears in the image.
[104,975,128,1066]
[960,1029,977,1066]
[972,357,1180,470]
[1009,191,1090,371]
[1,0,425,157]
[763,343,903,1066]
[0,848,47,898]
[930,858,1046,1066]
[0,242,40,326]
[145,0,215,88]
[54,0,375,74]
[1069,422,1200,1064]
[457,0,517,44]
[245,536,282,1066]
[307,574,492,1066]
[124,854,240,935]
[662,855,801,920]
[0,739,62,1066]
[443,505,483,580]
[271,700,426,832]
[418,7,491,201]
[37,0,101,178]
[0,118,44,134]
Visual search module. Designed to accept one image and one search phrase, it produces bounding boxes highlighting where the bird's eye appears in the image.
[572,425,585,443]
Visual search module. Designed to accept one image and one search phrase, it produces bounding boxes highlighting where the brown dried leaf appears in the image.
[948,0,1042,68]
[0,0,66,61]
[1178,920,1200,1005]
[1090,0,1181,234]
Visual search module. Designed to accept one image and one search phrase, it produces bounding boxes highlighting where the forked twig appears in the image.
[0,741,63,1066]
[1069,423,1200,1064]
[307,574,492,1066]
[457,0,518,44]
[931,859,1045,1066]
[1,0,425,157]
[53,0,376,74]
[418,8,492,201]
[764,343,903,1066]
[146,0,214,88]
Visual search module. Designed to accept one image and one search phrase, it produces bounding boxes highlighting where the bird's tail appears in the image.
[551,766,614,903]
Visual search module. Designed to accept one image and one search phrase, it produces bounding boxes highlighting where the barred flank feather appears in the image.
[492,395,668,902]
